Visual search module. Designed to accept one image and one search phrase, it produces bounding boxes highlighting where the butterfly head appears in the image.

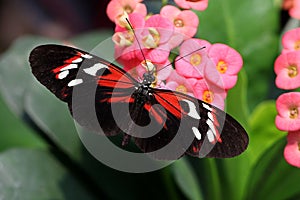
[142,72,155,86]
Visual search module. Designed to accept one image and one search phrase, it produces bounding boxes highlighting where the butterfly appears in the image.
[29,44,248,160]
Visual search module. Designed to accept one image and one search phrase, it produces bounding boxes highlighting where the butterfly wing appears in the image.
[29,44,138,135]
[29,44,248,159]
[134,88,249,159]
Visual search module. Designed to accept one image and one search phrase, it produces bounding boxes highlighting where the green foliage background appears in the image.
[0,0,299,199]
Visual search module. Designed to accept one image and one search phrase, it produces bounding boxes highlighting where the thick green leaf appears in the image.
[216,101,284,199]
[248,101,285,164]
[245,139,300,199]
[226,69,249,130]
[215,154,250,200]
[71,30,120,67]
[0,37,58,115]
[196,0,280,109]
[0,148,96,200]
[0,96,46,152]
[172,158,203,200]
[70,29,113,50]
[24,80,82,159]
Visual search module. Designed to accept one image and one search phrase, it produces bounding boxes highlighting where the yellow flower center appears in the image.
[217,60,228,74]
[116,11,130,28]
[142,60,156,71]
[202,90,214,103]
[150,72,158,87]
[190,54,202,66]
[287,65,298,78]
[176,85,187,94]
[112,31,134,47]
[142,28,160,48]
[298,142,300,151]
[289,107,298,119]
[294,40,300,50]
[174,19,184,27]
[124,5,133,14]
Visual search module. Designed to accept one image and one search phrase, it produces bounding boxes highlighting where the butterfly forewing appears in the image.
[30,45,137,135]
[29,45,137,101]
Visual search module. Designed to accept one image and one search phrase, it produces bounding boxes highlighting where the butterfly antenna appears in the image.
[156,46,206,73]
[126,18,150,73]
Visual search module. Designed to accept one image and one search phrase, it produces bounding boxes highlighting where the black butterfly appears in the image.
[29,44,248,160]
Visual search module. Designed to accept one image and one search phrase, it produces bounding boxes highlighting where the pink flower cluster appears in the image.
[275,28,300,168]
[282,0,300,19]
[106,0,243,109]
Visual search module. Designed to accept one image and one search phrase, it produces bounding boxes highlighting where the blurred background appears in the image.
[0,0,114,52]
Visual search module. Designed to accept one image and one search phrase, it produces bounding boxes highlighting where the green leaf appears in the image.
[248,101,285,164]
[0,37,58,115]
[172,158,203,200]
[24,80,82,159]
[245,139,300,200]
[0,148,96,200]
[0,96,46,152]
[226,69,249,130]
[71,30,120,67]
[196,0,280,109]
[71,30,113,50]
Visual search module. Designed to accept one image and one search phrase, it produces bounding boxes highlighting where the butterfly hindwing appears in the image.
[134,88,248,159]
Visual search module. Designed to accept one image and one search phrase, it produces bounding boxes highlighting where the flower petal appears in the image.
[275,92,300,131]
[284,131,300,168]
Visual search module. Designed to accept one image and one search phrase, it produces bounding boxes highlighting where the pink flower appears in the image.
[284,131,300,168]
[207,43,243,90]
[106,0,147,26]
[175,38,211,79]
[174,0,209,11]
[275,92,300,131]
[165,70,195,97]
[191,79,227,110]
[160,5,199,39]
[282,0,300,20]
[282,27,300,53]
[113,13,145,69]
[136,14,175,63]
[274,51,300,90]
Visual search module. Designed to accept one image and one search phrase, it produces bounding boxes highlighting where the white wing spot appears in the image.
[72,57,83,63]
[192,127,202,140]
[68,79,83,87]
[182,99,201,119]
[202,103,212,111]
[83,63,108,76]
[60,64,78,71]
[207,112,214,122]
[207,129,215,143]
[58,70,69,79]
[206,118,217,142]
[82,54,93,59]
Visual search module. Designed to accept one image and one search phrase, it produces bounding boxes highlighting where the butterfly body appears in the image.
[29,44,248,160]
